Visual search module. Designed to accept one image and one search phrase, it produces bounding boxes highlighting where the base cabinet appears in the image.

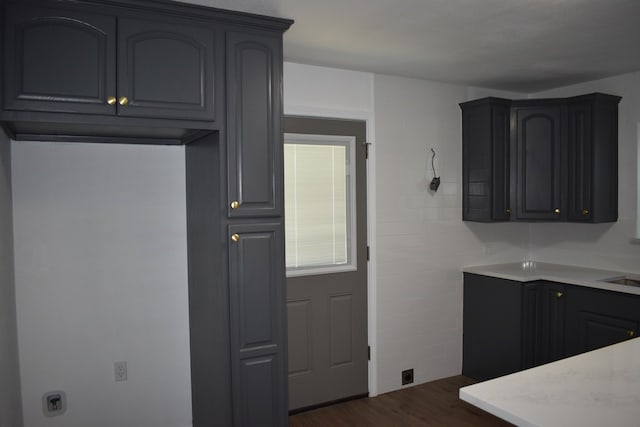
[463,273,640,381]
[565,286,640,356]
[462,274,523,380]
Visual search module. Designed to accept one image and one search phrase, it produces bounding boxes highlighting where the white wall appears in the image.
[284,63,531,396]
[372,74,530,393]
[12,142,191,427]
[529,72,640,273]
[0,130,23,427]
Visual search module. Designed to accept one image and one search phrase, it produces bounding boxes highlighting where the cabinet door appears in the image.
[567,102,593,222]
[226,31,283,218]
[117,17,217,121]
[539,283,566,363]
[514,105,565,220]
[4,3,116,114]
[461,99,511,221]
[565,286,640,357]
[228,223,287,427]
[521,282,565,369]
[567,96,619,223]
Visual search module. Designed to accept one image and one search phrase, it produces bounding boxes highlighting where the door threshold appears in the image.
[289,392,369,415]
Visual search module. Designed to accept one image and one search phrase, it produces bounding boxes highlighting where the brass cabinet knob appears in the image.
[107,96,117,105]
[556,291,563,298]
[554,208,561,214]
[231,233,240,242]
[629,330,635,338]
[581,209,590,216]
[230,200,240,209]
[118,96,129,106]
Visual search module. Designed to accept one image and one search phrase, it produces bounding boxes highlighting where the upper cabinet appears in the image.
[460,93,621,223]
[4,4,117,115]
[226,31,283,218]
[116,17,216,120]
[461,97,511,221]
[2,0,222,141]
[512,101,566,221]
[566,94,620,222]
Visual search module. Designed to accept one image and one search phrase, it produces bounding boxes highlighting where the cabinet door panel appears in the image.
[227,32,283,217]
[228,222,287,426]
[567,102,593,221]
[4,4,116,114]
[577,312,637,352]
[461,100,510,221]
[565,286,640,357]
[117,17,216,120]
[568,95,619,223]
[515,106,564,220]
[540,283,566,363]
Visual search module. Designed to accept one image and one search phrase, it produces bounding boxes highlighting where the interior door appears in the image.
[284,117,368,411]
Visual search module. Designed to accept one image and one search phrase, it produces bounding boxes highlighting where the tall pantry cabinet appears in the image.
[1,0,293,425]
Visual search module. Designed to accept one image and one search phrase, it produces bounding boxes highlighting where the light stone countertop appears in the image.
[462,261,640,295]
[459,337,640,427]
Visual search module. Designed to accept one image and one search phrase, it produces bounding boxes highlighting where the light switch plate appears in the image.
[114,361,127,382]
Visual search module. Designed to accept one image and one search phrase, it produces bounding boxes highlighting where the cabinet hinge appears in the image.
[368,345,371,361]
[363,141,371,159]
[366,246,370,261]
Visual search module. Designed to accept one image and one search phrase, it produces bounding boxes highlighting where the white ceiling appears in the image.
[181,0,640,92]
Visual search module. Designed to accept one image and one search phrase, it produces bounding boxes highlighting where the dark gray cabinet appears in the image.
[463,273,639,381]
[228,223,287,427]
[226,31,283,218]
[521,281,566,369]
[3,0,220,132]
[460,93,621,223]
[225,28,287,426]
[461,97,511,221]
[3,0,292,426]
[512,102,566,221]
[4,3,116,114]
[565,286,640,356]
[567,94,620,222]
[117,16,217,120]
[462,273,523,380]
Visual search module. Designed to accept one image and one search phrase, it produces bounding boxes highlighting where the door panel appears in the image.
[227,32,282,218]
[287,300,312,375]
[515,106,565,220]
[4,4,116,114]
[228,222,287,426]
[285,117,368,411]
[117,17,216,120]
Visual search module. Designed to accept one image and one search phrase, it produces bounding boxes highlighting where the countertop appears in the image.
[462,261,640,295]
[459,337,640,427]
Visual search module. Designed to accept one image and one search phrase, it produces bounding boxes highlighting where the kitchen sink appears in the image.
[604,277,640,287]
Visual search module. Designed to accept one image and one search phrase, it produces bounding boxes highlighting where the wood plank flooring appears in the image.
[289,375,513,426]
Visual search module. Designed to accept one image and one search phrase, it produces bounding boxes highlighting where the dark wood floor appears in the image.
[289,375,513,426]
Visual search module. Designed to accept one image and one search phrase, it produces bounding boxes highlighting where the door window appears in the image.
[284,133,356,276]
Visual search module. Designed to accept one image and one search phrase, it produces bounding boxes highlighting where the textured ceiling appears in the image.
[180,0,640,92]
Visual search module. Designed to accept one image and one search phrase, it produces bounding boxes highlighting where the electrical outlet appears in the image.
[42,390,66,417]
[114,361,127,382]
[402,368,414,385]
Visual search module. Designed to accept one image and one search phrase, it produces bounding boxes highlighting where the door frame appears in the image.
[283,105,378,397]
